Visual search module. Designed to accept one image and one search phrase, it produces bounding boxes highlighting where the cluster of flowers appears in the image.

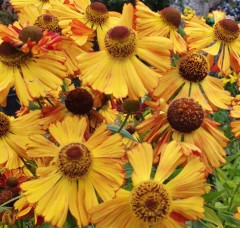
[0,0,239,227]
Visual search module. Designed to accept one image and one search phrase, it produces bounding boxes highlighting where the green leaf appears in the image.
[203,190,225,201]
[226,153,240,163]
[218,211,240,226]
[203,207,223,228]
[107,124,138,142]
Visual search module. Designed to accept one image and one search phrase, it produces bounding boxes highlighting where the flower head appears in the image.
[20,116,125,227]
[90,141,207,227]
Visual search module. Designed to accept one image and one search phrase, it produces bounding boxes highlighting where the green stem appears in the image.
[0,195,22,207]
[36,99,43,109]
[19,156,36,177]
[117,113,130,133]
[228,182,240,211]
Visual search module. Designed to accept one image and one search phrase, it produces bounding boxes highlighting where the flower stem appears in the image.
[0,195,22,208]
[117,113,130,133]
[19,156,36,177]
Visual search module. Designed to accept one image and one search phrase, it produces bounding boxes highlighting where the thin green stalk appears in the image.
[117,113,130,133]
[0,195,22,207]
[19,156,36,177]
[36,99,43,109]
[228,182,240,211]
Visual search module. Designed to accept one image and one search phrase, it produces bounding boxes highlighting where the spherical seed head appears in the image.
[131,181,171,224]
[104,26,136,58]
[160,7,181,28]
[65,88,93,115]
[214,19,239,43]
[58,143,92,179]
[34,14,61,33]
[179,54,209,82]
[85,2,109,24]
[19,26,43,43]
[167,98,204,133]
[122,99,141,114]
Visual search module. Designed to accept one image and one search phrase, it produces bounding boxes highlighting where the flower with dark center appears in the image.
[136,1,186,54]
[184,16,240,75]
[65,88,93,115]
[214,19,239,43]
[137,99,228,172]
[20,116,125,228]
[85,2,109,25]
[131,181,171,224]
[179,54,209,82]
[58,143,92,179]
[89,142,207,227]
[160,7,181,28]
[167,98,204,133]
[34,14,61,33]
[0,42,30,66]
[152,52,232,111]
[104,26,136,59]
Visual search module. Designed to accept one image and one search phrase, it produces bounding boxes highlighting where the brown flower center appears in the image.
[18,26,43,43]
[131,180,171,224]
[34,14,61,33]
[105,26,136,58]
[214,19,239,43]
[85,2,109,25]
[58,143,92,179]
[0,112,10,137]
[179,54,209,82]
[167,98,204,133]
[0,42,30,66]
[122,99,141,114]
[160,7,181,28]
[6,177,19,188]
[65,88,93,115]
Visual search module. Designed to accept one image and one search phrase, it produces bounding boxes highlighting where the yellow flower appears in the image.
[20,116,125,228]
[50,0,120,49]
[17,4,92,77]
[90,141,207,228]
[39,87,104,132]
[0,111,44,169]
[184,16,240,75]
[10,0,64,11]
[234,207,240,221]
[137,98,229,173]
[0,23,67,107]
[153,53,232,112]
[221,71,239,84]
[77,4,173,100]
[136,1,187,54]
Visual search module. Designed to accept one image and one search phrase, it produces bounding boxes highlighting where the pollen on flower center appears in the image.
[0,42,30,66]
[18,26,43,43]
[214,19,239,43]
[104,26,136,58]
[179,54,209,82]
[65,88,94,115]
[167,98,204,133]
[34,14,61,33]
[0,112,10,137]
[85,2,109,24]
[131,180,171,224]
[58,143,92,179]
[160,7,181,28]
